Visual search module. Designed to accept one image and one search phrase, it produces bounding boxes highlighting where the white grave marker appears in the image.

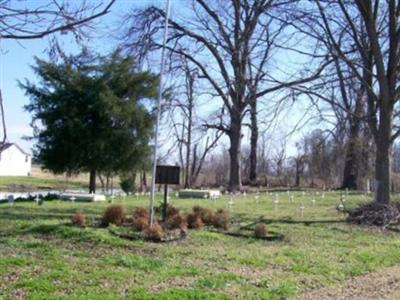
[299,203,305,217]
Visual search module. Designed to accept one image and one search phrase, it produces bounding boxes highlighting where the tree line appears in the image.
[124,0,399,206]
[2,1,399,211]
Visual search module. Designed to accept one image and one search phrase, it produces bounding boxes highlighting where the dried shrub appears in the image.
[133,217,148,231]
[133,207,148,220]
[192,206,203,215]
[71,211,86,227]
[347,202,400,227]
[132,207,149,231]
[192,206,215,225]
[167,213,187,230]
[200,208,215,225]
[144,223,164,241]
[167,205,179,218]
[213,209,230,230]
[187,213,204,229]
[255,223,268,238]
[102,205,124,226]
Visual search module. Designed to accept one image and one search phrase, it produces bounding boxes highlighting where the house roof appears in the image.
[0,142,31,156]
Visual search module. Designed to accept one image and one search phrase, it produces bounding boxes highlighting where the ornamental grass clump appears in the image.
[166,205,180,218]
[192,206,215,225]
[167,213,187,230]
[133,217,148,231]
[254,223,268,238]
[71,211,86,227]
[144,223,165,242]
[213,209,230,230]
[102,205,124,226]
[187,213,204,229]
[133,207,148,219]
[132,207,149,231]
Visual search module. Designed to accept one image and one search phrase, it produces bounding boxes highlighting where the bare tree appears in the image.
[272,136,287,185]
[0,1,115,40]
[121,0,328,191]
[289,0,399,204]
[191,132,223,186]
[168,58,223,188]
[313,0,399,204]
[257,129,271,186]
[294,60,369,189]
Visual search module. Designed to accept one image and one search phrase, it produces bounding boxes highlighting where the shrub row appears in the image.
[71,204,234,241]
[71,205,268,241]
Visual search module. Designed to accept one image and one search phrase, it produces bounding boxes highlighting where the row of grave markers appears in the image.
[216,189,373,217]
[5,188,373,216]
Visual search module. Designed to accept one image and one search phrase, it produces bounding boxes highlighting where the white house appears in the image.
[0,143,31,176]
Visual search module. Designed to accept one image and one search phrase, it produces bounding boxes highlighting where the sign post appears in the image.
[155,165,180,222]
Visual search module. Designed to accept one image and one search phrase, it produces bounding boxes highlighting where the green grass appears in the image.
[0,176,87,191]
[1,190,400,299]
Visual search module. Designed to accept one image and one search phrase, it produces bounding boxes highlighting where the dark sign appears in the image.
[155,165,180,185]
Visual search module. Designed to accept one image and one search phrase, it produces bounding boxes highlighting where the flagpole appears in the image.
[149,0,171,226]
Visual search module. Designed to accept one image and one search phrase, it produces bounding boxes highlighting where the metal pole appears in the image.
[163,183,168,222]
[149,0,171,226]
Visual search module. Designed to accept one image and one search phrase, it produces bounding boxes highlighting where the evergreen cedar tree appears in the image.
[21,51,158,193]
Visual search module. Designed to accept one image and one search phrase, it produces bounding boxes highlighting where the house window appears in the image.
[25,155,28,162]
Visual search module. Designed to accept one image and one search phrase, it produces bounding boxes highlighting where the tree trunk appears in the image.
[295,169,300,186]
[341,123,360,190]
[228,113,242,192]
[374,108,392,204]
[190,144,198,186]
[141,167,147,192]
[342,88,364,190]
[89,169,96,193]
[98,173,105,191]
[249,100,258,184]
[0,88,7,145]
[295,159,302,187]
[106,174,110,193]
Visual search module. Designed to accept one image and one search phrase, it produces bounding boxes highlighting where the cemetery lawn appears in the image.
[1,191,400,299]
[0,176,87,191]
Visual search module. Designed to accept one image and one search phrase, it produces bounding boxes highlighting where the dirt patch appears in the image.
[0,265,44,300]
[224,265,280,282]
[294,265,400,300]
[182,258,217,269]
[8,288,27,300]
[0,269,23,290]
[150,276,197,293]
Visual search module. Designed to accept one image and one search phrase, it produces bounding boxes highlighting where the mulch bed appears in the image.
[108,226,187,243]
